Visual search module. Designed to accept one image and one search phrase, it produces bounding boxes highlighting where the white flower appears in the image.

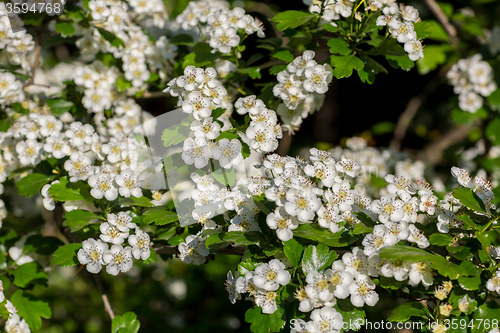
[285,188,321,222]
[326,261,354,299]
[235,95,266,115]
[178,234,210,265]
[348,274,379,307]
[128,228,151,260]
[407,224,430,248]
[181,137,210,168]
[451,166,472,187]
[190,117,221,139]
[409,261,433,287]
[266,206,300,241]
[88,174,118,200]
[362,225,398,256]
[182,91,212,119]
[255,290,279,314]
[100,222,129,245]
[305,270,335,303]
[253,259,291,291]
[5,313,31,333]
[225,271,242,304]
[176,66,206,91]
[309,306,343,333]
[65,122,95,147]
[303,64,333,94]
[16,140,43,165]
[288,50,316,76]
[77,238,108,274]
[486,270,500,293]
[102,244,134,276]
[43,136,71,159]
[212,138,243,169]
[324,180,355,212]
[209,26,240,54]
[39,115,63,137]
[246,122,278,153]
[404,38,424,61]
[459,91,483,113]
[371,194,404,223]
[335,156,361,178]
[317,205,341,233]
[115,169,143,198]
[342,247,369,277]
[107,212,136,232]
[41,182,58,211]
[400,192,419,223]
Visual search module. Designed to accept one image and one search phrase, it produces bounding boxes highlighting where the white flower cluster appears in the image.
[1,283,31,333]
[274,51,333,132]
[77,212,151,276]
[231,259,291,314]
[0,6,35,70]
[447,54,497,113]
[309,0,358,21]
[487,270,500,294]
[176,0,265,54]
[289,307,343,333]
[76,0,174,88]
[374,1,423,61]
[165,66,282,169]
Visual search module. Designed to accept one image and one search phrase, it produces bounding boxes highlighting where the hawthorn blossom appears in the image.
[115,169,143,198]
[178,234,210,265]
[77,238,108,274]
[266,206,300,242]
[253,259,291,291]
[88,174,118,200]
[128,229,151,260]
[102,245,134,276]
[212,138,243,169]
[349,274,379,307]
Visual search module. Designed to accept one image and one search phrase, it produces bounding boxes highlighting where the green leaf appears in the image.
[51,243,83,267]
[13,263,48,288]
[301,244,337,275]
[223,231,265,245]
[272,10,316,30]
[486,117,500,145]
[142,208,179,225]
[10,290,51,331]
[429,233,453,246]
[429,256,466,279]
[211,107,226,120]
[193,42,221,61]
[487,88,500,111]
[416,44,450,75]
[330,55,364,79]
[169,34,194,45]
[211,167,236,187]
[116,76,132,92]
[352,223,373,235]
[97,27,125,48]
[387,302,430,322]
[63,209,102,232]
[0,119,11,132]
[327,38,351,56]
[386,54,415,71]
[272,50,294,62]
[458,275,481,290]
[161,123,190,147]
[457,213,478,230]
[48,179,85,201]
[205,233,224,247]
[269,64,288,75]
[323,24,338,32]
[451,108,488,125]
[245,306,285,333]
[55,21,76,37]
[283,238,304,268]
[460,260,481,276]
[112,312,141,333]
[16,173,51,198]
[453,187,486,213]
[293,224,356,247]
[414,20,449,41]
[379,245,433,261]
[472,302,500,333]
[237,67,261,79]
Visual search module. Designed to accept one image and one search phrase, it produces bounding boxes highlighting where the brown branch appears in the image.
[93,274,115,320]
[390,66,450,151]
[154,245,246,256]
[421,124,475,164]
[276,130,293,156]
[23,21,47,89]
[423,0,458,45]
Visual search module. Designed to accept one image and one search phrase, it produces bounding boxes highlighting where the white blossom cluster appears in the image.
[309,0,358,21]
[274,51,333,132]
[77,212,151,276]
[0,282,31,333]
[175,0,265,54]
[374,1,424,61]
[227,259,291,314]
[447,54,497,113]
[0,5,35,71]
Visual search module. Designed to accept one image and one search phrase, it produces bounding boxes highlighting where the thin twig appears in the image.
[422,124,475,164]
[423,0,458,45]
[93,274,115,320]
[23,21,47,89]
[390,66,450,151]
[276,130,293,156]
